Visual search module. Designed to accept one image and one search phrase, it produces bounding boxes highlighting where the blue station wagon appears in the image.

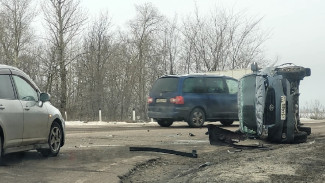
[147,74,239,127]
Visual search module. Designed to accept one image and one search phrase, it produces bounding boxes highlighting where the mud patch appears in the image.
[122,135,325,183]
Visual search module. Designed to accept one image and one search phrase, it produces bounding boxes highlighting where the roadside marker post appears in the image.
[132,108,136,121]
[99,109,102,122]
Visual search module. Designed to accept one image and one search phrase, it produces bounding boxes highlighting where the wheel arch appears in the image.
[190,106,207,117]
[51,118,65,146]
[191,105,206,114]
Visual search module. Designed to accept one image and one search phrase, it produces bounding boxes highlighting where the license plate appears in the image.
[281,96,286,120]
[156,99,167,103]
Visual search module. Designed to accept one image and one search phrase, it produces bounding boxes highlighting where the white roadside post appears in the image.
[99,108,102,122]
[65,111,67,121]
[132,108,136,122]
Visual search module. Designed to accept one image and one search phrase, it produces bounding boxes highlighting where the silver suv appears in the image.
[0,65,65,161]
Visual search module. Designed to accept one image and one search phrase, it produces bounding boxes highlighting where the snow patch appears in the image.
[65,121,157,126]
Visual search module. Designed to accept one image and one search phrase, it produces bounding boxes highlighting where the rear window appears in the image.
[0,75,15,99]
[151,77,179,93]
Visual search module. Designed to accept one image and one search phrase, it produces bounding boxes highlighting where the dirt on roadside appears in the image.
[121,133,325,183]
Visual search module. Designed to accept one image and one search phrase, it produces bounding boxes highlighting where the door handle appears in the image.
[24,107,30,111]
[0,105,5,110]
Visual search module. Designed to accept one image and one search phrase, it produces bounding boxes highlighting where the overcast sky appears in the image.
[80,0,325,107]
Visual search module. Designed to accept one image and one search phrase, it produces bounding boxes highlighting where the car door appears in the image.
[0,73,24,148]
[182,77,209,115]
[206,77,230,119]
[12,75,49,145]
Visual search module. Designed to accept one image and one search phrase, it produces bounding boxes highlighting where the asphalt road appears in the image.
[0,120,324,183]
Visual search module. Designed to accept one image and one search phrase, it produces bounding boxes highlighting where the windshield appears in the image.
[151,77,179,94]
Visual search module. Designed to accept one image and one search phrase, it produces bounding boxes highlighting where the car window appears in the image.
[183,78,206,93]
[0,75,15,99]
[206,77,226,93]
[13,75,38,101]
[226,79,238,94]
[151,77,179,93]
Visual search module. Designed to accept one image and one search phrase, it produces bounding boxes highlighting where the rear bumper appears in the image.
[148,106,190,120]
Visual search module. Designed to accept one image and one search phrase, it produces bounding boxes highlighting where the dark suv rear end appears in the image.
[147,74,239,127]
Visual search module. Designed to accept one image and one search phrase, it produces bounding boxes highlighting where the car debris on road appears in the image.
[129,147,198,158]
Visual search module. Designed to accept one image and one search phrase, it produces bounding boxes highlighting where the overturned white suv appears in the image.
[0,65,65,161]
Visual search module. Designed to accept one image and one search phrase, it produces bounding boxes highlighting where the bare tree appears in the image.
[0,1,282,121]
[128,3,164,119]
[161,15,180,75]
[180,6,267,73]
[180,6,205,73]
[0,0,36,67]
[301,100,325,120]
[75,12,115,120]
[228,15,265,69]
[42,0,86,113]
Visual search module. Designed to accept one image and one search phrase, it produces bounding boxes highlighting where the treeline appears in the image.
[300,100,325,120]
[0,0,267,121]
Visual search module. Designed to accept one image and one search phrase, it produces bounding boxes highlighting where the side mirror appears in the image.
[40,93,51,102]
[305,68,311,77]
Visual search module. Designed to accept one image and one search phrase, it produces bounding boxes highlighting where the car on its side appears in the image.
[0,64,65,162]
[147,74,239,127]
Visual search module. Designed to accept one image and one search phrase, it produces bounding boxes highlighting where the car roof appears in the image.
[160,73,237,80]
[0,64,40,91]
[0,64,28,73]
[0,64,18,70]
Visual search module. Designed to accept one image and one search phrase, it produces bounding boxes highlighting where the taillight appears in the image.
[170,96,184,104]
[148,97,153,104]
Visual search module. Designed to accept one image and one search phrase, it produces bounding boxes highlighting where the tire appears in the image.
[277,66,307,80]
[298,126,311,135]
[187,108,205,128]
[40,122,62,157]
[0,136,2,164]
[293,131,308,143]
[156,119,173,127]
[220,120,234,126]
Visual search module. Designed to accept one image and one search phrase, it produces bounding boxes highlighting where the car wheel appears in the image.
[0,136,2,164]
[293,131,308,143]
[188,108,205,128]
[220,120,234,126]
[40,122,62,157]
[277,66,309,80]
[156,119,173,127]
[298,126,311,135]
